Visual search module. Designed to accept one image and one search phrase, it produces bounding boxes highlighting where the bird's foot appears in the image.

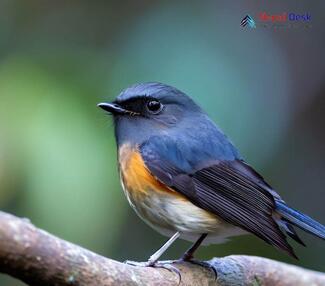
[154,260,182,282]
[124,259,181,283]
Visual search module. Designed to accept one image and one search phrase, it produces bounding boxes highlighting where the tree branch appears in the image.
[0,211,324,286]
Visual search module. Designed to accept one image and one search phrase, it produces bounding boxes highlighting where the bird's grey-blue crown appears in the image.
[116,82,187,102]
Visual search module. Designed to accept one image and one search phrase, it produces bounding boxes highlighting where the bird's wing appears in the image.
[140,136,296,257]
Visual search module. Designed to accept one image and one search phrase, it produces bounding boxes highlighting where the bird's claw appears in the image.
[124,259,181,283]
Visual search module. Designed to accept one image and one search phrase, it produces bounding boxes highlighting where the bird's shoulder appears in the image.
[140,131,240,174]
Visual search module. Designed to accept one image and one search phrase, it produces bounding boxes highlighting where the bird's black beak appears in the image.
[97,102,128,115]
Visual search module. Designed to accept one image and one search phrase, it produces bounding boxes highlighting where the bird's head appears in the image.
[98,82,204,146]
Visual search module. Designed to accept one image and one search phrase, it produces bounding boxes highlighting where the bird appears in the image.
[98,82,325,268]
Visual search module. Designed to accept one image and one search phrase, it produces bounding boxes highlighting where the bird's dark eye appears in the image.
[146,100,163,114]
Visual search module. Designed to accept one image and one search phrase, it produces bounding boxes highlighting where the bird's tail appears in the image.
[276,201,325,240]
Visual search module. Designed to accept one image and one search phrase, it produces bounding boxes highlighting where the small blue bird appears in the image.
[98,82,325,268]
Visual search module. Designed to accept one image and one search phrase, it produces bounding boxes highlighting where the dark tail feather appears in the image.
[277,219,306,246]
[286,224,306,246]
[276,201,325,240]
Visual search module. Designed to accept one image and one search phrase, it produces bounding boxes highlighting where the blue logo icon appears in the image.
[241,15,256,28]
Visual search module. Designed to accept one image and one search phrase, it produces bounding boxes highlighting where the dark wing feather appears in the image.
[140,138,297,258]
[189,162,296,257]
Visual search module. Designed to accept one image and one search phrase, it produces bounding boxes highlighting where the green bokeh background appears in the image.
[0,1,324,285]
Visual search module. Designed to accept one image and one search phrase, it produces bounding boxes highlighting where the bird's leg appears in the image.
[179,233,217,279]
[125,231,181,266]
[147,231,181,265]
[181,233,207,261]
[125,232,182,281]
[146,232,182,281]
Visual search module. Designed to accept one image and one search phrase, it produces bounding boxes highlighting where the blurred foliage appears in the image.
[0,1,324,285]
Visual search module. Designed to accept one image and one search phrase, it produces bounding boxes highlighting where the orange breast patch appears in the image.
[118,144,180,197]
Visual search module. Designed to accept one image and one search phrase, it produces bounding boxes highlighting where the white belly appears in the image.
[121,179,246,245]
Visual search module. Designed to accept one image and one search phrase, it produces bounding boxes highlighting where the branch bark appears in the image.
[0,211,324,286]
